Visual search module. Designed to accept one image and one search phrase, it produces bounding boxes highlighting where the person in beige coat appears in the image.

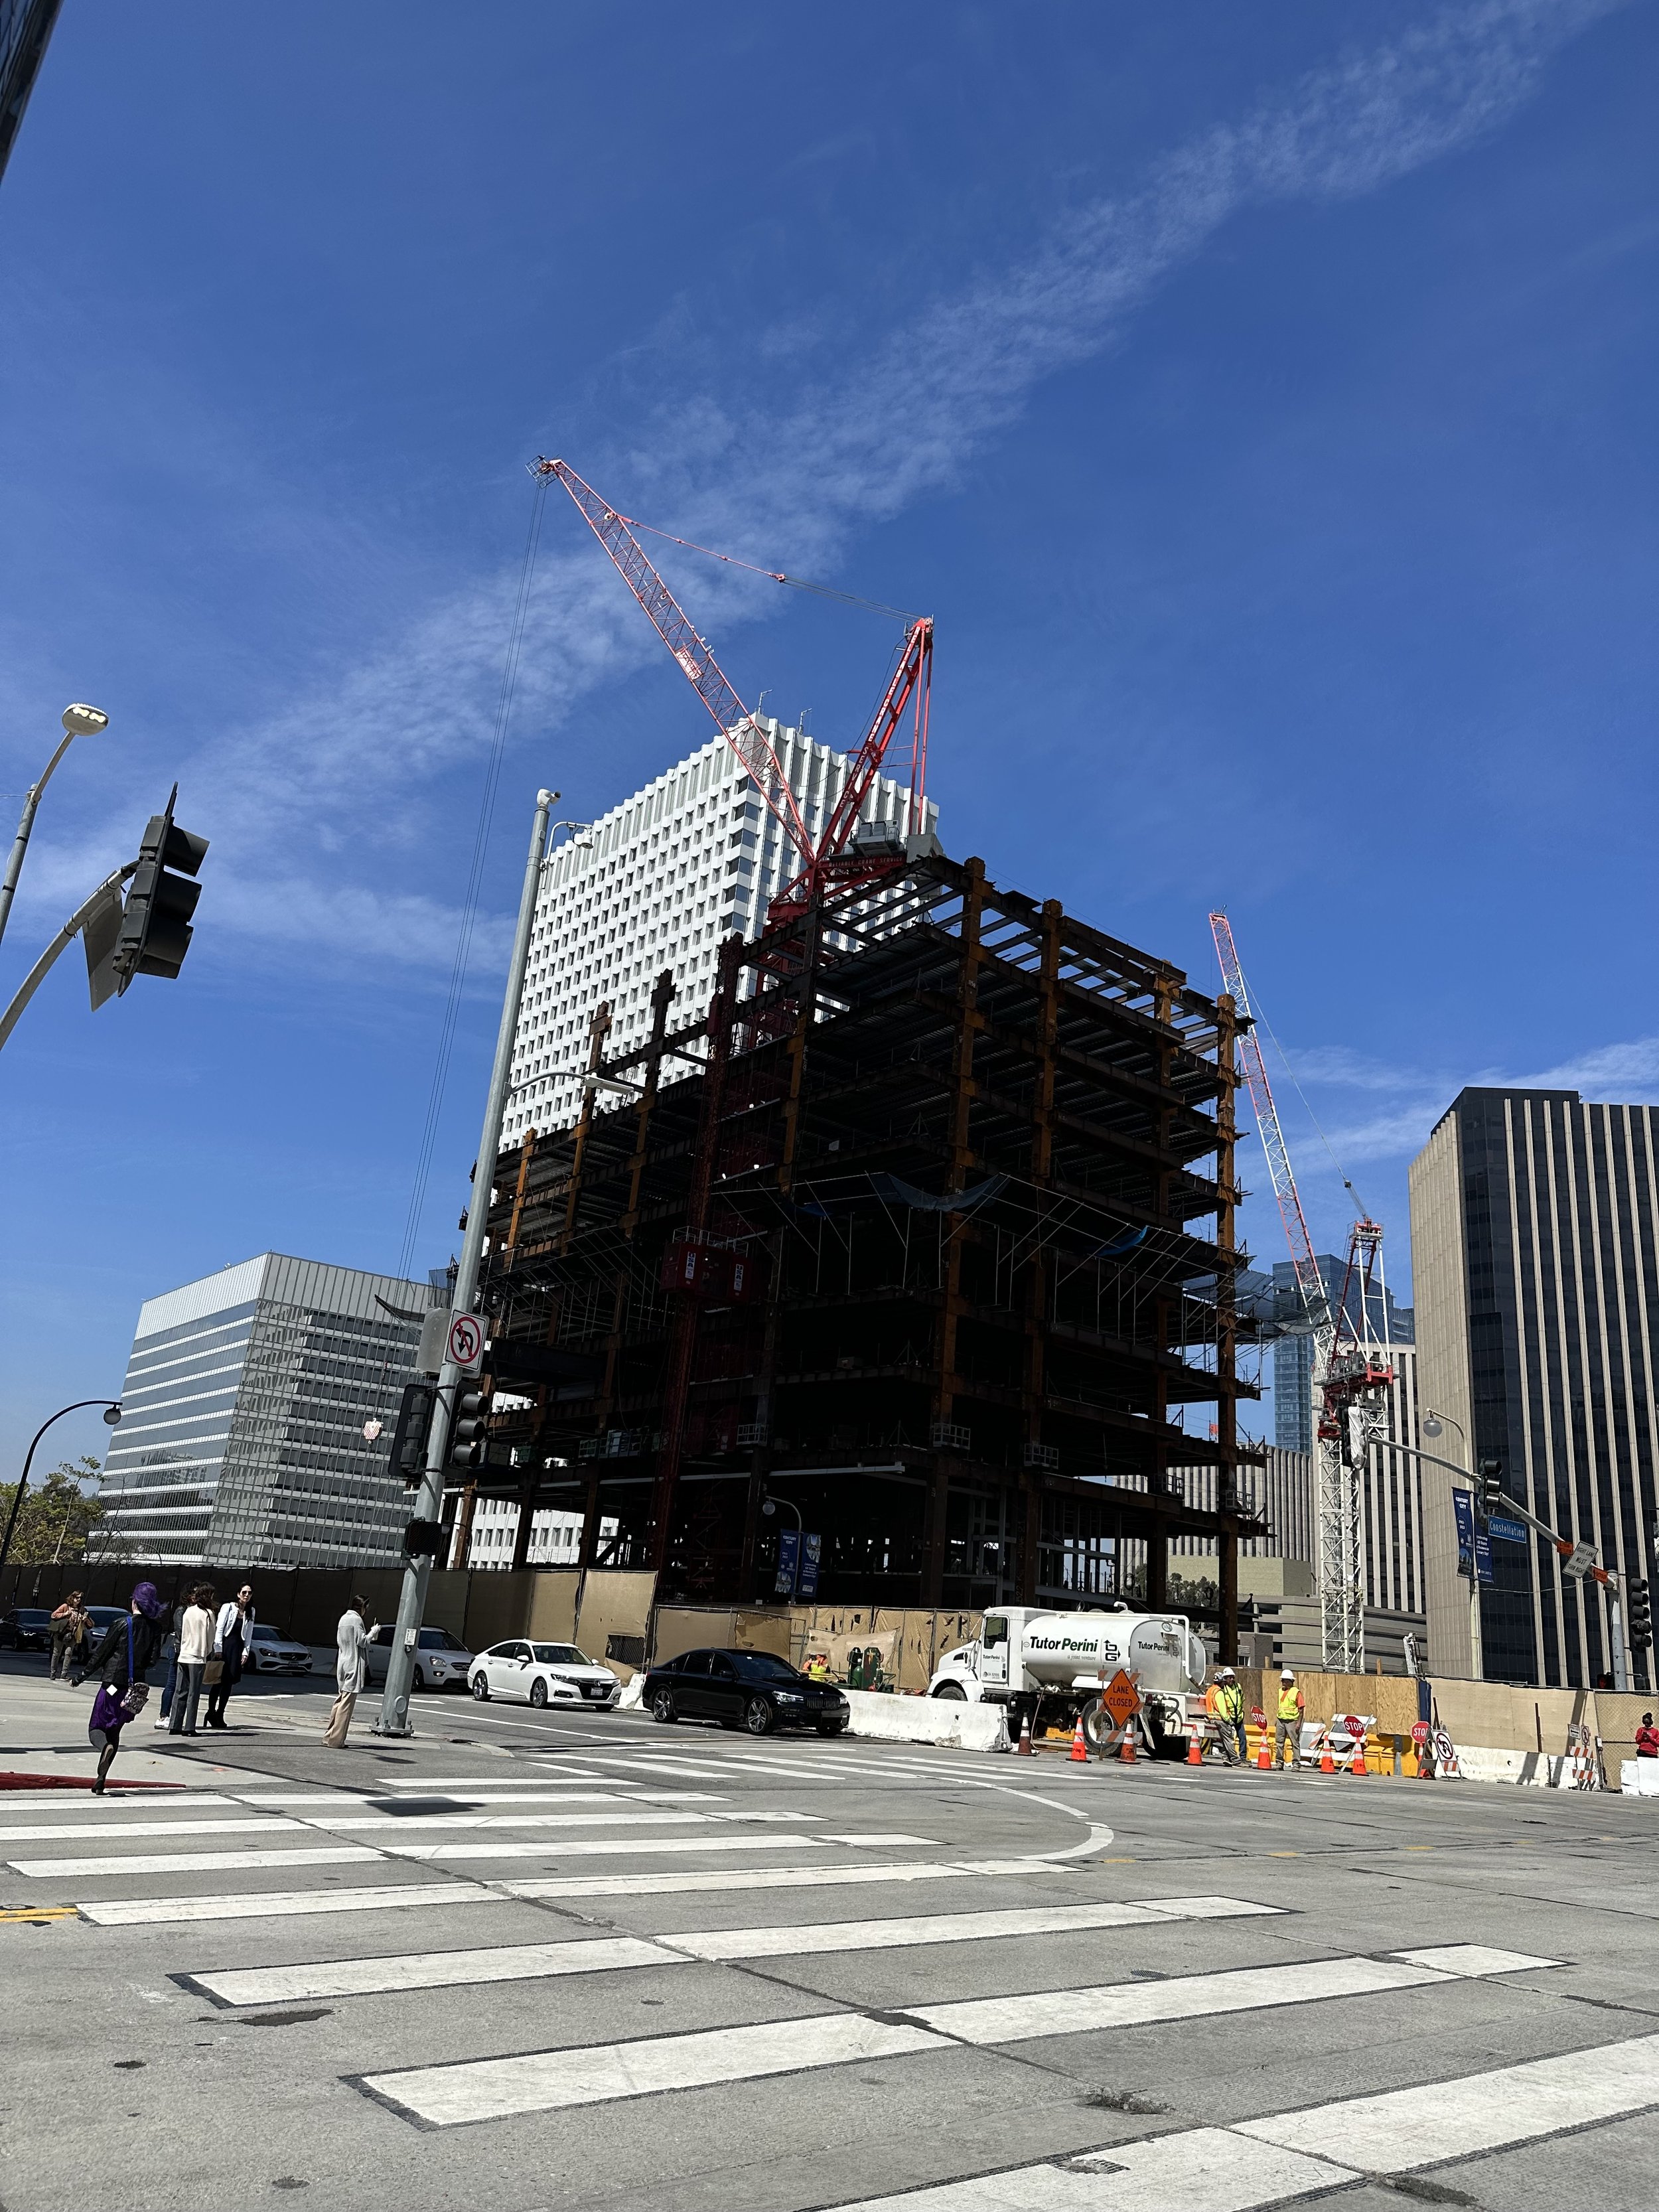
[324,1596,373,1748]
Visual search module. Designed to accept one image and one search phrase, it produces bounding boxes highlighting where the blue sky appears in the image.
[1,1,1654,1473]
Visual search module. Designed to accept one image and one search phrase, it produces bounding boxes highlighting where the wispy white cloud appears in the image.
[23,0,1626,966]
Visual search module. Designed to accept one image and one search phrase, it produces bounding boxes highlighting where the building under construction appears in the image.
[463,850,1263,1657]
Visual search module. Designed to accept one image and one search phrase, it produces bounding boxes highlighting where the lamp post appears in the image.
[0,704,111,949]
[1417,1410,1482,1678]
[0,1400,123,1578]
[375,787,559,1737]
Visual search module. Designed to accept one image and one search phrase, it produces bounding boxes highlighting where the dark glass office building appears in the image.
[1411,1089,1659,1689]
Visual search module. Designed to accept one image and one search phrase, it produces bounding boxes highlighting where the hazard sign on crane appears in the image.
[1210,913,1393,1674]
[535,459,932,928]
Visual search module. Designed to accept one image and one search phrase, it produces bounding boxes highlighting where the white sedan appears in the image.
[244,1624,313,1674]
[469,1639,620,1710]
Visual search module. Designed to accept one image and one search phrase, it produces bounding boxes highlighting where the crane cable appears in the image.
[608,509,919,626]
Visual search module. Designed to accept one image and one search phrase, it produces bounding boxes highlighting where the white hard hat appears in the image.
[1281,1668,1295,1681]
[1217,1666,1235,1678]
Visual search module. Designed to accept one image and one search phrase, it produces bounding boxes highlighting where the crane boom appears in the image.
[537,459,814,865]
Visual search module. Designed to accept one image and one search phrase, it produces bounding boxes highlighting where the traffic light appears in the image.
[1479,1458,1504,1512]
[1628,1578,1652,1651]
[449,1380,494,1468]
[387,1382,438,1487]
[112,784,208,992]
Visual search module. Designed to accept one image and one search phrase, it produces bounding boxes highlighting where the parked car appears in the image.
[641,1647,849,1737]
[469,1640,620,1710]
[362,1623,473,1692]
[0,1607,55,1654]
[244,1623,313,1674]
[84,1605,127,1642]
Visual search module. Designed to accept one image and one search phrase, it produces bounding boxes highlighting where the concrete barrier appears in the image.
[843,1689,1008,1752]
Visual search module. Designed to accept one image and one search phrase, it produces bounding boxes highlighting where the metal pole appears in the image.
[375,787,557,1736]
[0,730,76,950]
[0,1400,122,1578]
[0,863,135,1054]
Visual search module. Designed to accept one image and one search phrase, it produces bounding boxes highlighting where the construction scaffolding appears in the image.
[465,853,1265,1653]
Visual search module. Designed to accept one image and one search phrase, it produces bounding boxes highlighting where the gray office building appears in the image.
[102,1254,433,1568]
[1410,1088,1659,1689]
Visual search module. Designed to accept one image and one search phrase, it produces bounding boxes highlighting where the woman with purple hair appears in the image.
[84,1582,168,1794]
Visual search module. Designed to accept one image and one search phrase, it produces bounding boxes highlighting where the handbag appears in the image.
[203,1659,225,1685]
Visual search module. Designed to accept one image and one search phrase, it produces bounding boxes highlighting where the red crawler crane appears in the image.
[536,459,932,926]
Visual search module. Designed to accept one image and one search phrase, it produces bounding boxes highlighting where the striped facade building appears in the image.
[1411,1088,1659,1690]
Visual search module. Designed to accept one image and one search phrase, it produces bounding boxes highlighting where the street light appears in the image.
[0,703,112,948]
[0,1399,123,1577]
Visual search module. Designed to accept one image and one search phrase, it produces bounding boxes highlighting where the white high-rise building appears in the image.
[503,722,938,1145]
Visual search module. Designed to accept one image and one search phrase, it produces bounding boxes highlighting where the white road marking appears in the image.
[833,2128,1352,2209]
[498,1857,1120,1902]
[911,1951,1553,2045]
[183,1896,1283,2004]
[380,1832,828,1862]
[3,1793,240,1810]
[376,1773,613,1788]
[575,1754,743,1781]
[831,2031,1659,2210]
[1388,1943,1559,1976]
[77,1882,508,1927]
[0,1818,306,1842]
[822,1833,938,1847]
[1240,2028,1659,2171]
[11,1845,386,1878]
[320,1809,722,1832]
[190,1935,681,2005]
[360,2012,946,2126]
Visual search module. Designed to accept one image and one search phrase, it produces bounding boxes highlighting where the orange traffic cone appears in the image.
[1350,1735,1368,1777]
[1016,1712,1033,1757]
[1319,1741,1336,1775]
[1070,1715,1089,1763]
[1187,1731,1203,1766]
[1119,1727,1137,1763]
[1256,1732,1272,1770]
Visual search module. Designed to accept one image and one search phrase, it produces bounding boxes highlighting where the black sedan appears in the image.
[0,1608,55,1653]
[642,1647,849,1737]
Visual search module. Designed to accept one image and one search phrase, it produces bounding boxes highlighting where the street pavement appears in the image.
[3,1656,1659,2210]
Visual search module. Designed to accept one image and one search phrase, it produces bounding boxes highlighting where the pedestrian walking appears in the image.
[84,1582,167,1793]
[169,1584,215,1736]
[155,1585,193,1728]
[205,1582,255,1730]
[1274,1668,1305,1769]
[1211,1667,1248,1765]
[49,1591,89,1682]
[323,1595,373,1748]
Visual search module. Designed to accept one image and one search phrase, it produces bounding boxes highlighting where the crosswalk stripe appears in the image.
[0,1818,307,1842]
[354,1944,1558,2129]
[907,1949,1555,2046]
[378,1832,828,1862]
[1240,2026,1659,2171]
[821,1832,937,1847]
[358,2012,946,2126]
[378,1773,613,1787]
[827,2030,1659,2209]
[76,1882,509,1927]
[10,1844,386,1878]
[182,1895,1285,2006]
[498,1856,1114,1902]
[318,1808,730,1832]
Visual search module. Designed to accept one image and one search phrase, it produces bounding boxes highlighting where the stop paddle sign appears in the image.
[1411,1721,1431,1745]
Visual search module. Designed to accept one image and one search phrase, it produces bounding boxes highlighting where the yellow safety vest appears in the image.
[1215,1682,1244,1720]
[1278,1686,1301,1721]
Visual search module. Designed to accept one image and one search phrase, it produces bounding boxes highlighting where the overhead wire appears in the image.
[613,510,918,625]
[393,473,552,1290]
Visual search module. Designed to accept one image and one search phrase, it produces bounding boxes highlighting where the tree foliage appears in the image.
[0,1458,118,1565]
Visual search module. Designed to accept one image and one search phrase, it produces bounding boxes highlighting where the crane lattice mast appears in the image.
[1210,913,1387,1674]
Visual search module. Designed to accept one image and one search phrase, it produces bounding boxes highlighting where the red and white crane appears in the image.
[536,459,932,926]
[1210,912,1392,1674]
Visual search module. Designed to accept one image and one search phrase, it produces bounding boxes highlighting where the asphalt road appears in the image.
[3,1656,1659,2211]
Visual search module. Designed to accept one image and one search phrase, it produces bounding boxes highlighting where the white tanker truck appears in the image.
[928,1603,1210,1755]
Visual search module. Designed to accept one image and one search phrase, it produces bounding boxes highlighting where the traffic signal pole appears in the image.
[375,786,557,1737]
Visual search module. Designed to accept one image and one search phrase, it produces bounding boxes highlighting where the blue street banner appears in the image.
[774,1528,800,1596]
[1473,1514,1494,1585]
[1452,1490,1491,1582]
[799,1532,822,1599]
[1488,1514,1530,1544]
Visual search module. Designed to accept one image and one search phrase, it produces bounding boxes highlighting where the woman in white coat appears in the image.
[324,1596,373,1748]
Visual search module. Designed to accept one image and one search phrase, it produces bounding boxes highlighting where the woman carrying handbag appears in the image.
[84,1582,167,1793]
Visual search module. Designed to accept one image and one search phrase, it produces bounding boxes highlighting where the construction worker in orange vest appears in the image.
[1274,1669,1305,1769]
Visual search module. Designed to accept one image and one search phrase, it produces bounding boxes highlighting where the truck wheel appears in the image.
[931,1681,967,1701]
[1081,1701,1111,1752]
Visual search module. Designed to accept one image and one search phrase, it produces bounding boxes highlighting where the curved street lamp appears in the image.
[0,1399,123,1577]
[0,703,113,948]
